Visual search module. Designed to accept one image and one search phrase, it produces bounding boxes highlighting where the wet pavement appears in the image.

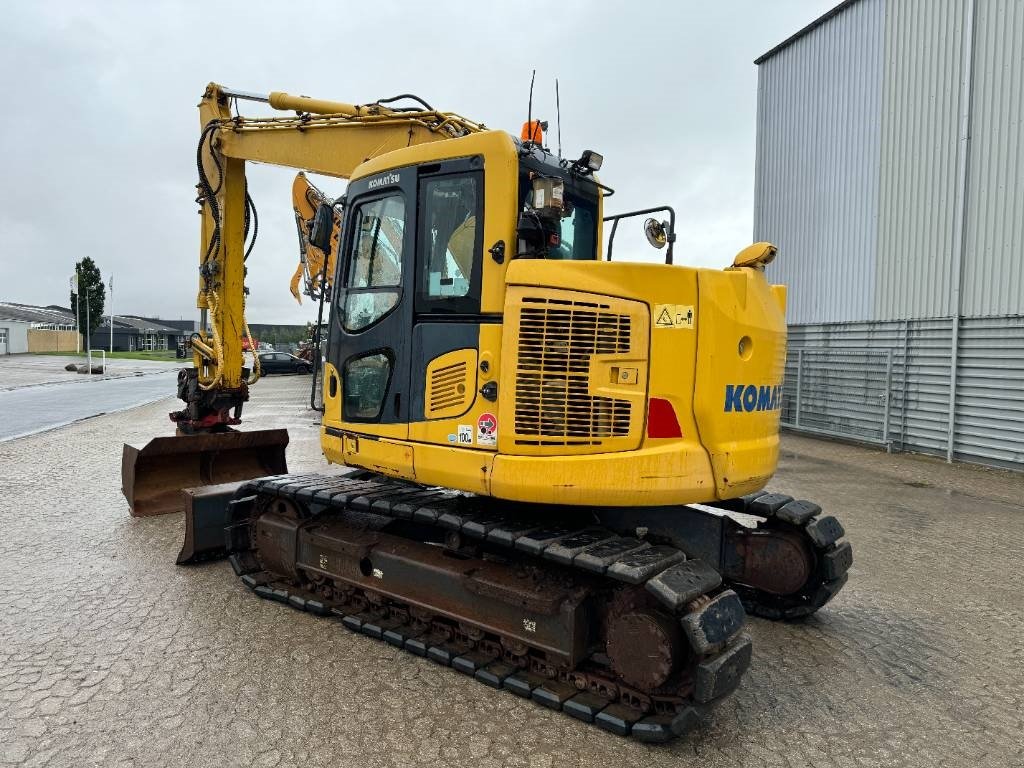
[0,375,1021,767]
[0,372,179,442]
[0,354,181,391]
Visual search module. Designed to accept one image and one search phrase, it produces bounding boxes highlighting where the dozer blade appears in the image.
[121,429,289,518]
[177,481,248,565]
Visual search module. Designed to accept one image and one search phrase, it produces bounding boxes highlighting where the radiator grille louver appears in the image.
[514,297,632,445]
[429,361,468,413]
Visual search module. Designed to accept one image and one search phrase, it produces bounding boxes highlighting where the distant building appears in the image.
[0,302,201,354]
[754,0,1024,470]
[133,317,202,334]
[0,302,76,355]
[95,316,190,352]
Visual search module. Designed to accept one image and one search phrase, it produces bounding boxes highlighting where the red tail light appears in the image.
[647,398,682,438]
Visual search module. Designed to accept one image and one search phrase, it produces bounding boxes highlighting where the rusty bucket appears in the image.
[121,429,289,517]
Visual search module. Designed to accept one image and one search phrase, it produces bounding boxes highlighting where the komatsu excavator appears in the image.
[121,83,852,743]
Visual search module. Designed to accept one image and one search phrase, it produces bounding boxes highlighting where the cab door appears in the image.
[324,169,416,476]
[408,158,489,446]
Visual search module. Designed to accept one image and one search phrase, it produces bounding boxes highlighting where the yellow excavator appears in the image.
[121,83,852,743]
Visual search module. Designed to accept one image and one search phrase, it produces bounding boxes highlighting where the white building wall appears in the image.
[0,321,31,354]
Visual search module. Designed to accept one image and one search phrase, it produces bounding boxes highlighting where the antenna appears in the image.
[526,69,536,144]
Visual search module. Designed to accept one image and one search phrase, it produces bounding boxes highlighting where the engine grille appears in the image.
[514,296,632,445]
[429,360,468,414]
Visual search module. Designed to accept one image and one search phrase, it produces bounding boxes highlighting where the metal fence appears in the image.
[782,348,893,448]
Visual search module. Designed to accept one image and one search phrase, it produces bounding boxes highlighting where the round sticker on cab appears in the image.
[477,412,497,446]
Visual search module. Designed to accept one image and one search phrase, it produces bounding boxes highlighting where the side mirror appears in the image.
[644,218,669,250]
[309,203,334,254]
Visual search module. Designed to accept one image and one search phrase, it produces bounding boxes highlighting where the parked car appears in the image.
[258,352,312,375]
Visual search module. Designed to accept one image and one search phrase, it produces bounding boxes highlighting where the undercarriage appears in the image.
[181,472,852,742]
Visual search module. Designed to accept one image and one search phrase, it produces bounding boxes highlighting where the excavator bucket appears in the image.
[121,429,289,518]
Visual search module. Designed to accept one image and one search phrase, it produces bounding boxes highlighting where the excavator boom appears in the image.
[122,83,485,516]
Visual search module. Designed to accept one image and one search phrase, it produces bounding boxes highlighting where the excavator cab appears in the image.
[313,130,788,507]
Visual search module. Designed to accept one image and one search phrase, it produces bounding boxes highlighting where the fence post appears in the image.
[883,349,893,453]
[795,349,803,428]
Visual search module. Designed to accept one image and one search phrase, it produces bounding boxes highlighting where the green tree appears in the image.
[71,257,106,347]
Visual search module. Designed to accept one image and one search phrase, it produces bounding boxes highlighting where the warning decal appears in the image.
[477,412,497,446]
[654,304,695,329]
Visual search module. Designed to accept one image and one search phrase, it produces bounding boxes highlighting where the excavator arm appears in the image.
[123,83,484,516]
[289,172,340,304]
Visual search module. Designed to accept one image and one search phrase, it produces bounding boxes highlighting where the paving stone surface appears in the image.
[0,375,1021,767]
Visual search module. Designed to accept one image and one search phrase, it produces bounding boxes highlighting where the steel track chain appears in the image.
[224,472,753,743]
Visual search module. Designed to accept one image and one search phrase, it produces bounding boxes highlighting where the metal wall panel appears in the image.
[755,0,885,324]
[962,0,1024,317]
[787,318,1024,470]
[874,0,968,321]
[953,316,1024,467]
[787,319,954,455]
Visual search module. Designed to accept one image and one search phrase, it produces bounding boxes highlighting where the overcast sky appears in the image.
[0,0,834,324]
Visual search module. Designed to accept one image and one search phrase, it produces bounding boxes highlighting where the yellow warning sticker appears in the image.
[653,304,695,329]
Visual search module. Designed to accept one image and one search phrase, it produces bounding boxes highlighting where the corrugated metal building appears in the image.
[754,0,1024,470]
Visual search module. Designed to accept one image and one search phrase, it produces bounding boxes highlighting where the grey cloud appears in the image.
[0,0,834,323]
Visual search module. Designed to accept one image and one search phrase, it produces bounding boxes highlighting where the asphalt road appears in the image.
[0,372,178,441]
[0,375,1021,767]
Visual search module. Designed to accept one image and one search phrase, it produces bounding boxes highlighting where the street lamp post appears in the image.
[109,274,114,353]
[85,286,91,371]
[70,273,80,354]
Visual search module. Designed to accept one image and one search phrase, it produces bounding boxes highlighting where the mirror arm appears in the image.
[603,205,677,265]
[607,217,621,262]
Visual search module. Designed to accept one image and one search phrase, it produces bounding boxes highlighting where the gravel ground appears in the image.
[0,375,1021,767]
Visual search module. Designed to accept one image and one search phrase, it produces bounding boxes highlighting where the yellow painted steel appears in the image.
[423,348,478,420]
[333,256,787,506]
[405,324,504,450]
[193,81,790,508]
[693,267,787,499]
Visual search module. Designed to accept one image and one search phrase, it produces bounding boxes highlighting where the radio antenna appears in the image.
[555,78,562,159]
[526,70,536,144]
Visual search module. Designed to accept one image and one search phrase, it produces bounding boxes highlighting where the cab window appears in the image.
[416,172,482,314]
[341,194,405,331]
